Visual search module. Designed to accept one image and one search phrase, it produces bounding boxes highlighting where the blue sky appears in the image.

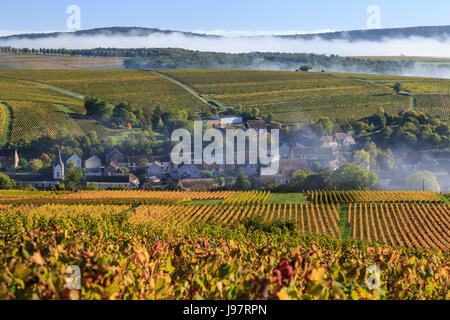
[0,0,449,34]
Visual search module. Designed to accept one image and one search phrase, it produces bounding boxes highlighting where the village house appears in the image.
[84,155,103,176]
[290,147,336,169]
[169,162,203,179]
[204,119,224,129]
[105,149,125,164]
[320,136,338,149]
[10,147,64,189]
[199,163,225,176]
[245,120,267,133]
[142,176,162,189]
[105,149,166,171]
[259,174,285,186]
[0,147,19,169]
[278,159,304,182]
[146,161,167,180]
[243,164,258,177]
[104,162,125,176]
[279,143,291,159]
[126,156,165,171]
[334,132,356,149]
[85,174,140,190]
[217,115,243,126]
[65,153,82,168]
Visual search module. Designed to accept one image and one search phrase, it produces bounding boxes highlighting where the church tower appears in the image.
[53,146,64,180]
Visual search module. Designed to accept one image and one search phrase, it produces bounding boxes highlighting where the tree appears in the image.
[204,170,214,178]
[157,118,165,130]
[406,171,440,192]
[0,173,15,189]
[311,161,322,172]
[64,166,84,189]
[372,107,387,128]
[120,166,131,175]
[377,149,395,171]
[251,107,260,119]
[30,159,43,173]
[299,65,312,72]
[250,178,259,190]
[40,153,52,164]
[393,83,402,95]
[234,172,249,191]
[290,169,311,187]
[353,150,370,166]
[305,168,332,190]
[19,158,29,169]
[331,163,378,190]
[137,158,149,169]
[85,97,113,120]
[312,117,333,136]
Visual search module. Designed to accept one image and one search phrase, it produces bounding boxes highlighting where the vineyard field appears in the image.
[1,189,449,300]
[340,73,450,93]
[306,190,443,204]
[1,208,448,300]
[347,203,450,251]
[7,198,449,251]
[0,190,237,205]
[0,70,207,113]
[19,204,132,217]
[161,70,411,122]
[416,94,450,119]
[0,78,84,109]
[0,69,447,133]
[0,102,10,136]
[385,80,450,94]
[8,101,86,143]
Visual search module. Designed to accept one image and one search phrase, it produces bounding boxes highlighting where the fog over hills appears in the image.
[1,25,449,42]
[1,26,449,77]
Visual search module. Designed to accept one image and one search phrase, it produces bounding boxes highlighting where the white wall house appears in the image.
[85,155,103,176]
[147,162,164,180]
[218,116,243,126]
[66,153,82,168]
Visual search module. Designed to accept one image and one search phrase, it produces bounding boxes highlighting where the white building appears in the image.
[66,153,82,168]
[85,155,102,176]
[53,147,64,181]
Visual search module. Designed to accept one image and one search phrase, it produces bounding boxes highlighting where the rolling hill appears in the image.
[1,25,449,42]
[0,69,448,146]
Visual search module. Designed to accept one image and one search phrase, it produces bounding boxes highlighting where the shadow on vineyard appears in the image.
[242,217,297,234]
[337,206,353,239]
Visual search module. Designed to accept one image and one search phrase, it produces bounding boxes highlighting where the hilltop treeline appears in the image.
[281,25,450,41]
[122,49,415,73]
[0,46,415,74]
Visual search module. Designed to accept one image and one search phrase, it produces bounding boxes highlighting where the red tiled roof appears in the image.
[109,162,119,169]
[292,147,333,155]
[247,120,267,129]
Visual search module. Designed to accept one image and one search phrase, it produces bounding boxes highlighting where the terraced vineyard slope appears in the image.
[161,70,412,122]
